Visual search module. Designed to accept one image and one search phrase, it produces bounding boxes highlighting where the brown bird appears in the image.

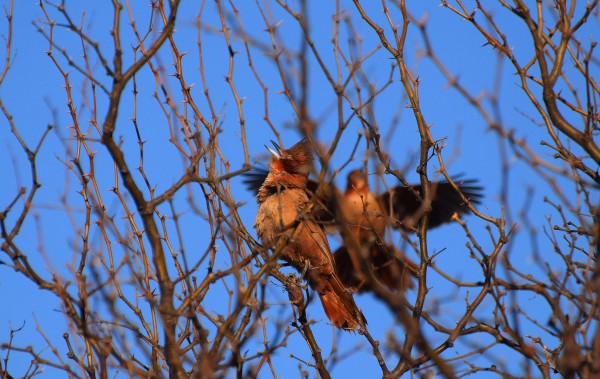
[333,169,481,292]
[253,139,364,330]
[333,169,414,292]
[245,158,482,293]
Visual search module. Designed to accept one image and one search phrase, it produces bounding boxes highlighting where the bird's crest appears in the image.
[266,139,313,175]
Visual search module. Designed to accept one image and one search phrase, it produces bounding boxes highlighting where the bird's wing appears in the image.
[378,178,483,231]
[242,167,270,194]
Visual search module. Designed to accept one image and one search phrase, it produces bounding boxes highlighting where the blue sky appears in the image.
[0,1,595,378]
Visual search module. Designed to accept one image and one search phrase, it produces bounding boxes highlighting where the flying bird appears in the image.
[245,157,482,293]
[332,169,481,292]
[253,139,364,330]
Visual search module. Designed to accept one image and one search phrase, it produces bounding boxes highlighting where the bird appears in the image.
[332,168,481,292]
[253,139,364,330]
[245,161,482,293]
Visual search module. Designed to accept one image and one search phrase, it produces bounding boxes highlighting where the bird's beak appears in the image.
[265,140,281,158]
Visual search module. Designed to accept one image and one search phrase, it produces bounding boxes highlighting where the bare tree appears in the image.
[0,0,598,378]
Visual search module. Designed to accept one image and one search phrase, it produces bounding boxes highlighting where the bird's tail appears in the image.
[313,274,364,330]
[334,244,417,293]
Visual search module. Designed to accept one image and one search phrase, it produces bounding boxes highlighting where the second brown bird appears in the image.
[333,169,481,292]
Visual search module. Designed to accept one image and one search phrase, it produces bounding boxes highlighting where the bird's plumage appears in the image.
[253,139,363,330]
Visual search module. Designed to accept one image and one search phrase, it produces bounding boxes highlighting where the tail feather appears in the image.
[314,275,364,330]
[334,244,417,293]
[371,244,417,291]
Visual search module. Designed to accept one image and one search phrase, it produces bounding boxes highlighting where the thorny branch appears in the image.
[0,0,599,378]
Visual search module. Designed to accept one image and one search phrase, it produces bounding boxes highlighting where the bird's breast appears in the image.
[254,190,309,244]
[339,191,385,236]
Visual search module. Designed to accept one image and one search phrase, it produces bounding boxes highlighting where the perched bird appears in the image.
[245,161,482,293]
[253,139,364,330]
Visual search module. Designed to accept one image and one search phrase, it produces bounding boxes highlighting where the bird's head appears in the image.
[346,169,369,193]
[266,139,313,176]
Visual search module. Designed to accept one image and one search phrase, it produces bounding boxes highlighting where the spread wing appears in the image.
[378,178,482,231]
[241,167,271,195]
